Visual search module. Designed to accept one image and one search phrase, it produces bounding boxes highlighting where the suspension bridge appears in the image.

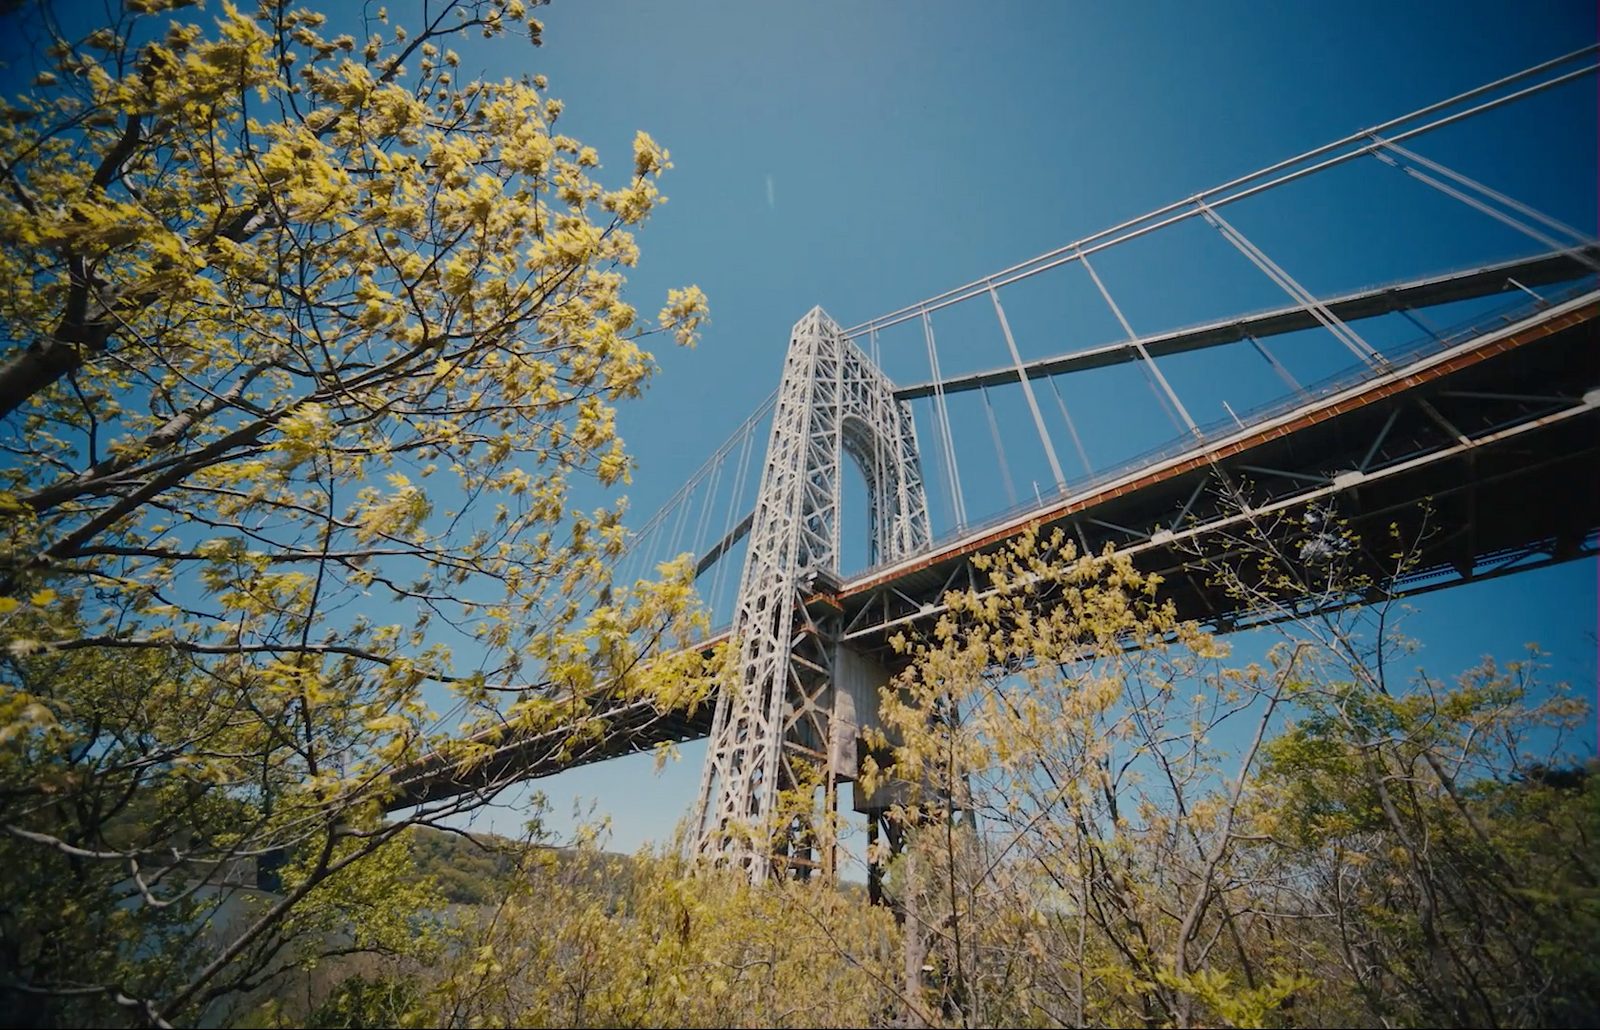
[390,48,1600,881]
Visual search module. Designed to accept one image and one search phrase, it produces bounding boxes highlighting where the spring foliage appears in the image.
[860,512,1596,1028]
[0,1,716,1024]
[1,4,1592,1028]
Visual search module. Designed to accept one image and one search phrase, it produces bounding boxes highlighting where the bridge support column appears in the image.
[690,308,931,880]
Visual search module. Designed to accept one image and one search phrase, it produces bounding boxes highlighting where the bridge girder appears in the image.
[385,278,1600,850]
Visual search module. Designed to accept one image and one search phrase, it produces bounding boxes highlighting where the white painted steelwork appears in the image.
[690,308,930,879]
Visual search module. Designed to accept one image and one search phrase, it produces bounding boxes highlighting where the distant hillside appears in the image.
[404,827,653,906]
[404,826,548,905]
[405,826,872,906]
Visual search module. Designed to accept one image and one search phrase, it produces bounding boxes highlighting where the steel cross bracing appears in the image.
[689,307,931,880]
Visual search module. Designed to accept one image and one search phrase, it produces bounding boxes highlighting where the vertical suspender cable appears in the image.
[869,328,891,566]
[1049,377,1093,482]
[665,481,696,563]
[924,397,958,542]
[708,422,756,623]
[690,453,725,564]
[922,310,968,530]
[1367,135,1600,272]
[1247,334,1304,394]
[622,514,661,587]
[1197,201,1384,370]
[619,530,642,587]
[981,384,1018,505]
[1370,134,1599,248]
[1077,247,1202,437]
[988,285,1067,488]
[1137,358,1184,434]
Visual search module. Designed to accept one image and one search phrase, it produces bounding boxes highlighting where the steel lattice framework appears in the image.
[690,307,930,879]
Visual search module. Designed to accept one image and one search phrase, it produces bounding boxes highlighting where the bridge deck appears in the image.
[388,284,1598,811]
[835,287,1597,653]
[692,252,1599,574]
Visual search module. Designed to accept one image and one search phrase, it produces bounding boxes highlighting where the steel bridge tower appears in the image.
[690,307,931,879]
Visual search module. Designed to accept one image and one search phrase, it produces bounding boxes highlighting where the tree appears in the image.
[412,840,902,1029]
[0,1,715,1024]
[861,497,1594,1028]
[1192,493,1600,1027]
[866,527,1307,1028]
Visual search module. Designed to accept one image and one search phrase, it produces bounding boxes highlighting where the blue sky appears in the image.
[5,1,1593,861]
[423,0,1600,856]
